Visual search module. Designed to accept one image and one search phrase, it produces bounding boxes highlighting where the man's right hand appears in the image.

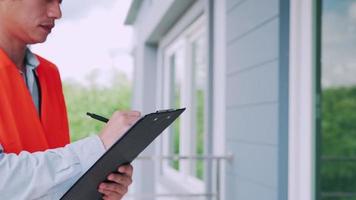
[98,111,141,150]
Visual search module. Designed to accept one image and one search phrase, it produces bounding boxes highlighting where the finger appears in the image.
[123,117,140,127]
[102,195,116,200]
[107,173,132,186]
[99,188,122,200]
[126,116,140,123]
[121,111,141,117]
[118,164,134,177]
[127,110,141,117]
[100,182,128,195]
[111,111,139,121]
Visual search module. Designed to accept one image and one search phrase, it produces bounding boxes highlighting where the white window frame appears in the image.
[288,0,318,200]
[160,15,207,194]
[187,25,206,179]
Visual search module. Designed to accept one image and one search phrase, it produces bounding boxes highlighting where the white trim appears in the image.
[124,0,143,25]
[159,16,207,194]
[288,0,316,200]
[186,20,206,178]
[162,37,185,174]
[213,0,226,199]
[159,1,204,49]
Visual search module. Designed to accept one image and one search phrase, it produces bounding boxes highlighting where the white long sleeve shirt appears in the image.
[0,135,105,200]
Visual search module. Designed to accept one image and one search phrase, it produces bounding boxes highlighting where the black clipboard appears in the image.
[60,108,185,200]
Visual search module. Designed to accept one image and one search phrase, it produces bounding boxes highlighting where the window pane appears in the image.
[169,48,184,170]
[192,35,206,180]
[320,0,356,199]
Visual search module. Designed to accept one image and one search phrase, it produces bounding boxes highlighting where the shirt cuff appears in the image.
[0,144,3,159]
[68,135,105,173]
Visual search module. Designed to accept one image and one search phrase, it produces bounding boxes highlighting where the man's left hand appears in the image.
[98,164,133,200]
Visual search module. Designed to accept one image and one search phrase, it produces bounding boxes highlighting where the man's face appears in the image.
[0,0,62,45]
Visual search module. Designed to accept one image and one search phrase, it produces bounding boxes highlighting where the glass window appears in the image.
[192,35,207,180]
[168,50,184,170]
[161,16,207,190]
[318,0,356,199]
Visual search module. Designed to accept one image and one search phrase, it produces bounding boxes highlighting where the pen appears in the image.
[86,112,109,123]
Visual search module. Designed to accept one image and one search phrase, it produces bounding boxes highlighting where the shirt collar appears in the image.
[25,48,40,70]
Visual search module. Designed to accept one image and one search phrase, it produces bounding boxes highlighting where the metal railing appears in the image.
[125,155,233,200]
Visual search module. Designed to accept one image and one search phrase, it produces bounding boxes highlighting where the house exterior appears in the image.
[124,0,322,200]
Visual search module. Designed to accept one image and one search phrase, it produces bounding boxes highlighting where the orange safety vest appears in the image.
[0,48,70,154]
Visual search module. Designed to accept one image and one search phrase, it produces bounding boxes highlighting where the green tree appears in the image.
[321,86,356,199]
[63,69,132,142]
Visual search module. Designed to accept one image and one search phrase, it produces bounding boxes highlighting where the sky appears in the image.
[322,0,356,87]
[32,0,133,87]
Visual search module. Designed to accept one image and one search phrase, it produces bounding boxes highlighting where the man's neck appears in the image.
[0,29,27,71]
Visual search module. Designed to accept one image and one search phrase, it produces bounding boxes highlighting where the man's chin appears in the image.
[28,36,48,45]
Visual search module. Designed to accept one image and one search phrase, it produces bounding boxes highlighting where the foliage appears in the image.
[63,70,132,142]
[321,86,356,199]
[170,85,181,170]
[196,89,205,180]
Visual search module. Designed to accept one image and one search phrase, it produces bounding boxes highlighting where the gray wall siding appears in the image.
[226,61,279,106]
[226,141,277,200]
[227,141,277,187]
[226,171,277,200]
[225,0,281,199]
[226,103,278,145]
[227,18,279,74]
[226,0,279,43]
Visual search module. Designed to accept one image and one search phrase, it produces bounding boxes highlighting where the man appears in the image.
[0,0,136,199]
